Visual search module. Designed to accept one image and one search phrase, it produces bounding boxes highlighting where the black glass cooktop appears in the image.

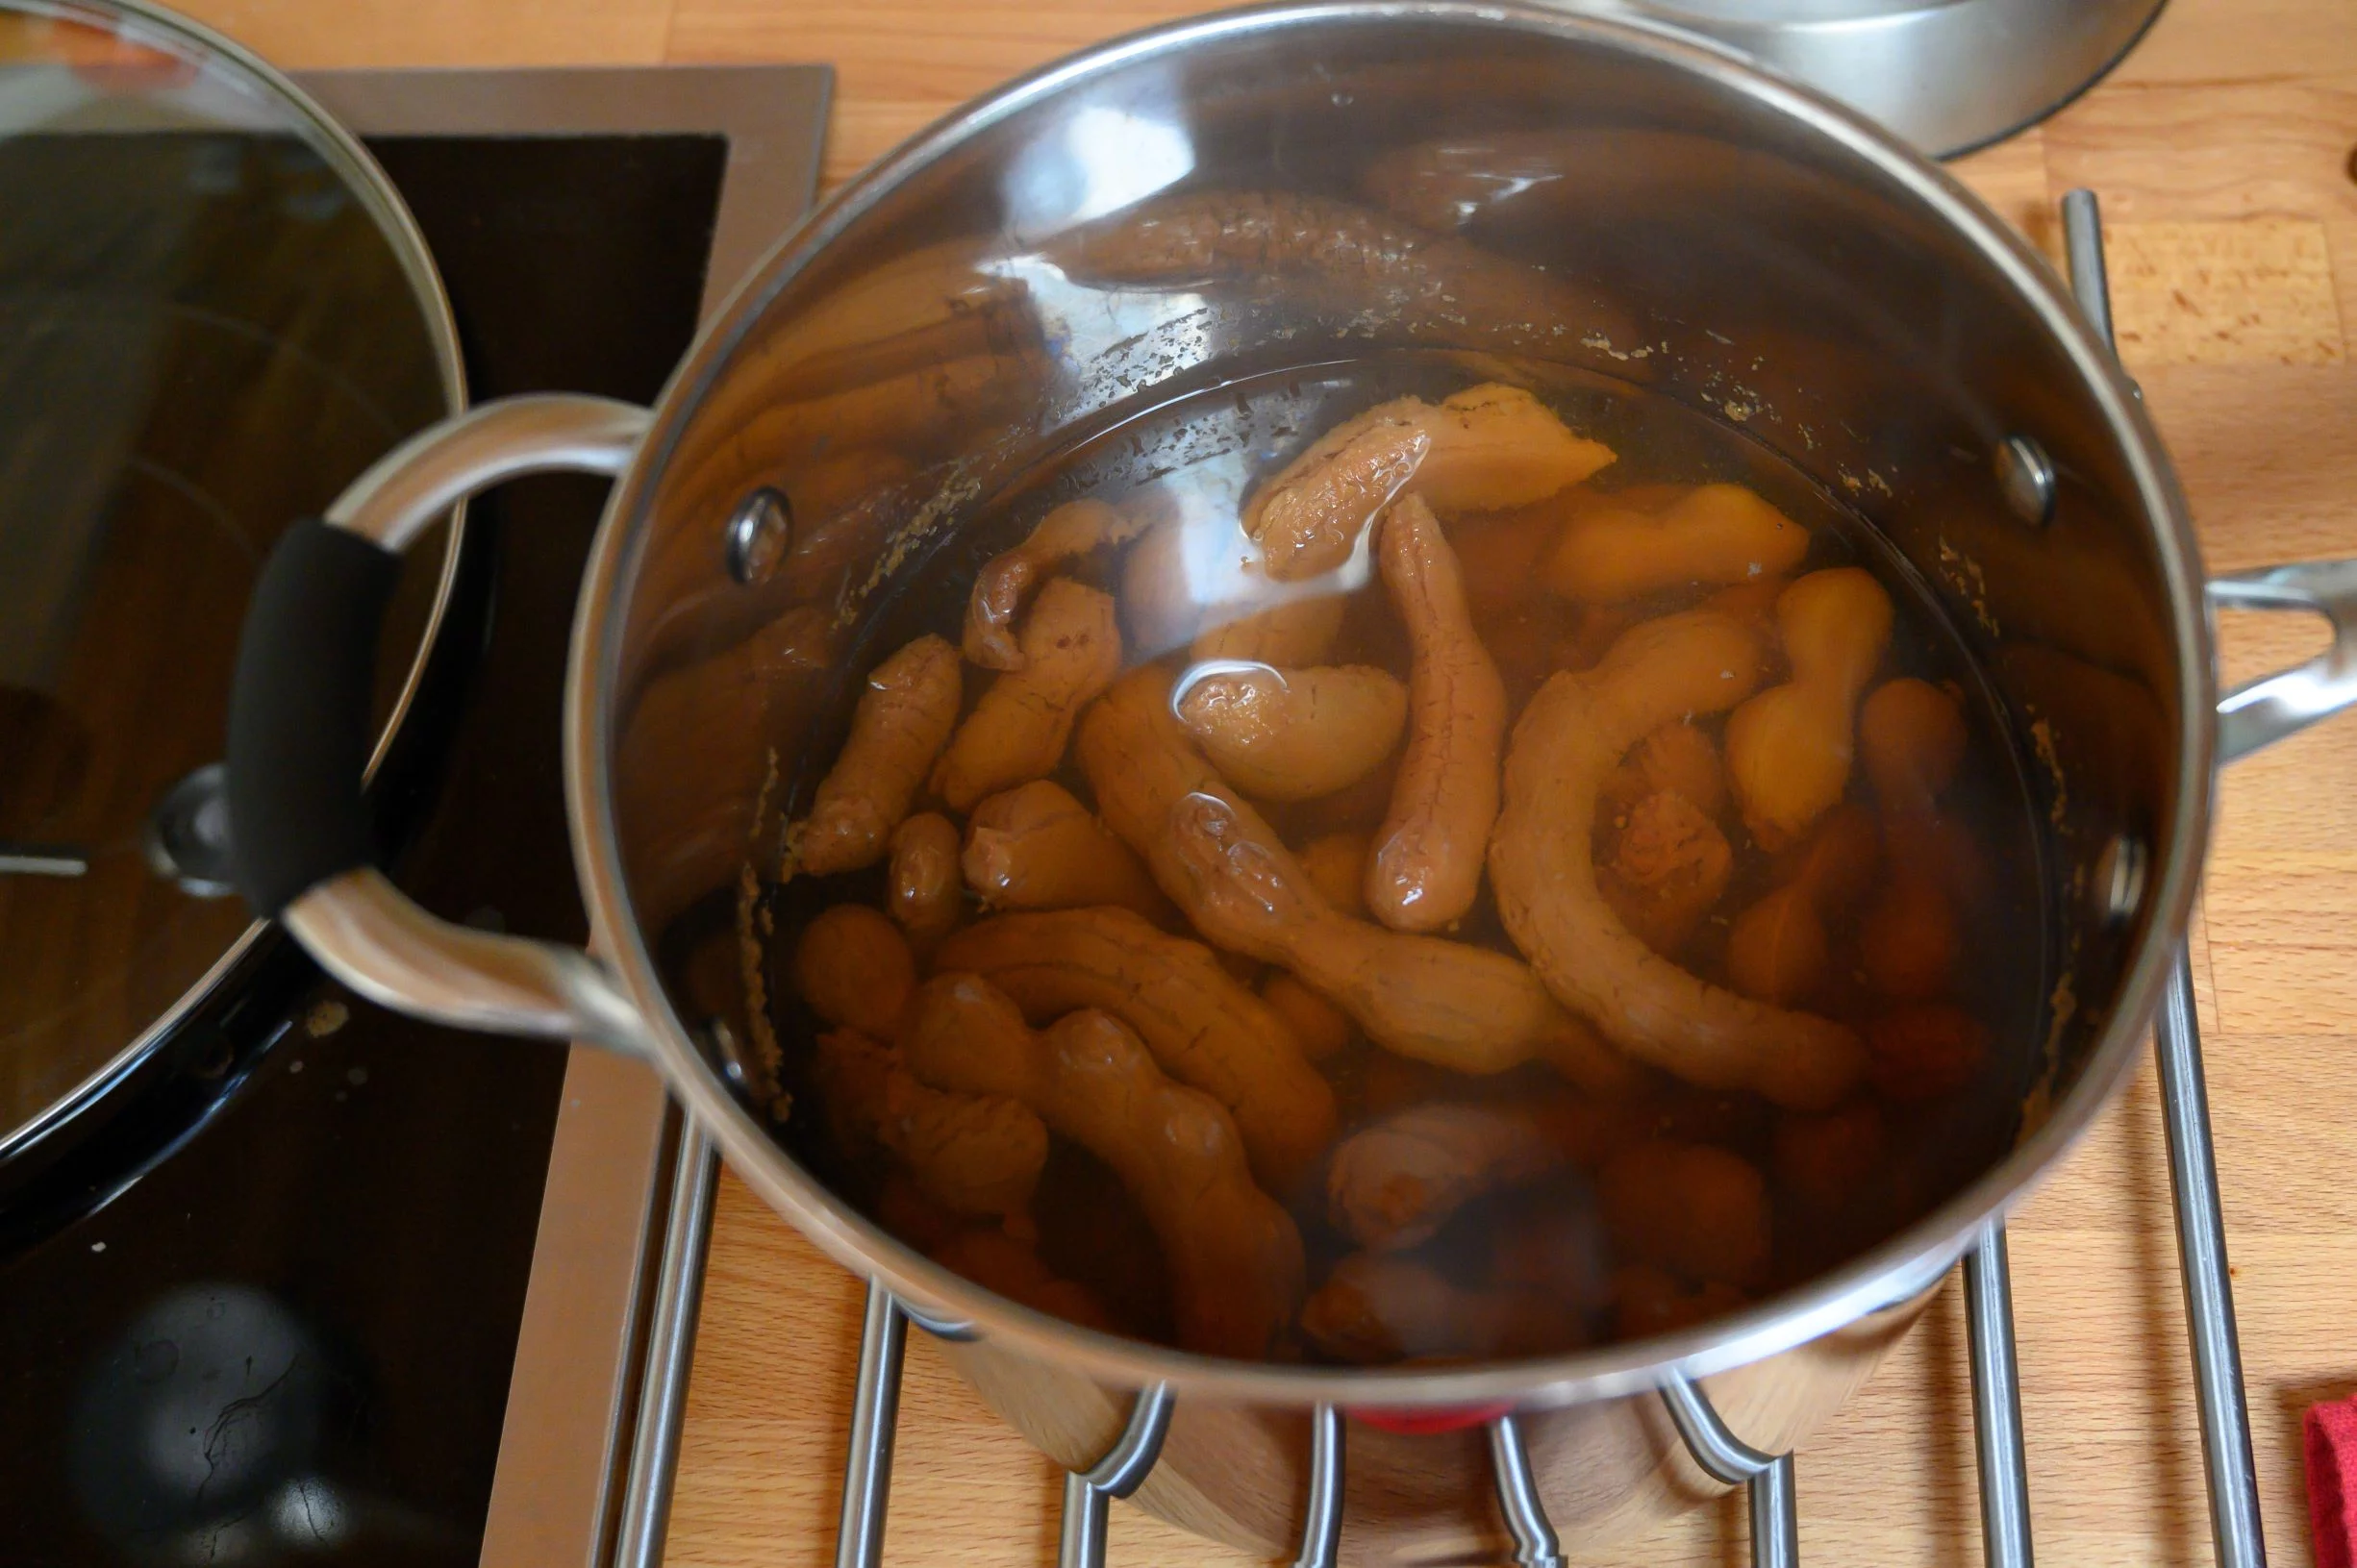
[0,133,724,1563]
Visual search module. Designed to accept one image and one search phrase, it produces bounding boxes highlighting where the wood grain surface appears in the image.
[170,0,2357,1559]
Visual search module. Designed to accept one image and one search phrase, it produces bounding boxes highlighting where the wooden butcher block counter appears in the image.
[176,0,2357,1558]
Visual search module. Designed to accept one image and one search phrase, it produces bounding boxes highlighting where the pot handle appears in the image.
[2210,560,2357,763]
[226,393,656,1055]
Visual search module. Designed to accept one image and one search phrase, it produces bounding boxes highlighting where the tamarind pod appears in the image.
[964,497,1143,669]
[1367,493,1507,932]
[904,975,1305,1357]
[1491,610,1867,1110]
[933,907,1335,1192]
[796,634,962,876]
[888,812,964,949]
[961,781,1168,921]
[934,578,1122,811]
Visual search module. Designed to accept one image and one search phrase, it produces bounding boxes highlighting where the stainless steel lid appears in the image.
[0,0,462,1161]
[1566,0,2167,156]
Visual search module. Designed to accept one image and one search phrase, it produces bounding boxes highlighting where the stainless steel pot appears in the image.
[223,3,2357,1558]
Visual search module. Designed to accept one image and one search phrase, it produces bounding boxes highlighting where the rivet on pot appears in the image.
[724,486,793,585]
[1993,436,2056,528]
[704,1016,760,1091]
[2093,834,2146,927]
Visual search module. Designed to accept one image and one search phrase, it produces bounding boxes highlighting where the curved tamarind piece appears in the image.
[888,812,964,950]
[1175,790,1635,1088]
[961,780,1168,922]
[811,1027,1046,1223]
[1301,1253,1579,1364]
[1074,665,1249,860]
[1077,668,1636,1092]
[795,634,963,876]
[1409,384,1617,514]
[904,975,1305,1357]
[1327,1097,1613,1252]
[1490,610,1867,1110]
[931,907,1334,1191]
[1544,482,1811,603]
[1248,410,1429,582]
[1724,567,1894,849]
[963,498,1144,670]
[793,904,916,1040]
[1243,385,1615,581]
[1367,493,1507,932]
[934,578,1121,811]
[1173,660,1408,802]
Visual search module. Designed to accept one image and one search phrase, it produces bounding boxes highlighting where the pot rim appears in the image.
[565,0,2215,1406]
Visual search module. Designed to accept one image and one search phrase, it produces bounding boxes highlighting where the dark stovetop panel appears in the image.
[0,135,724,1564]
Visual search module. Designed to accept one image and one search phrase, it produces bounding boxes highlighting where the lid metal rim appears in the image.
[0,0,468,1166]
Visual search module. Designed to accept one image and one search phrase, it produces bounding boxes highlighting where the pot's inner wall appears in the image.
[614,12,2181,1182]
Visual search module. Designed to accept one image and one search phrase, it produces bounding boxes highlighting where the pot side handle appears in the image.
[2210,559,2357,763]
[227,393,655,1055]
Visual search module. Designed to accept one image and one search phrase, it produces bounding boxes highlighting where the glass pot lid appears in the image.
[0,0,463,1158]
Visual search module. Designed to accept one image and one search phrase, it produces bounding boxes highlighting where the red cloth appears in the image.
[2306,1392,2357,1568]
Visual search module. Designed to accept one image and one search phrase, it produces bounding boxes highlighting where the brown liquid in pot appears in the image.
[761,354,2047,1365]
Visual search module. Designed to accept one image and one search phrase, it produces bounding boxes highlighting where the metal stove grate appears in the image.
[647,190,2270,1568]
